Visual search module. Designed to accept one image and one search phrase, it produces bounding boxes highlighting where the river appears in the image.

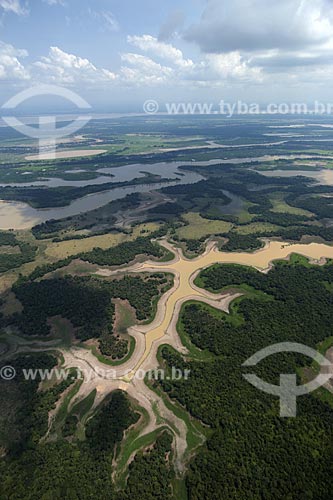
[1,154,333,230]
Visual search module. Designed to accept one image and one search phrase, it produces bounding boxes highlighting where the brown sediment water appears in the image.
[125,240,333,377]
[29,238,333,469]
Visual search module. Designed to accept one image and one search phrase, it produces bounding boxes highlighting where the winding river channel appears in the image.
[4,239,333,475]
[56,239,333,471]
[1,154,333,230]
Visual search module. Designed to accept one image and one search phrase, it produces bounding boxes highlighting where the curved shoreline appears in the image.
[7,238,333,475]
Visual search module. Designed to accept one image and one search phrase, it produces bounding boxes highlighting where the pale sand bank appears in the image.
[25,149,107,161]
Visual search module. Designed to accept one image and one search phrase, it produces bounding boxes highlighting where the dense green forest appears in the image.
[23,162,333,257]
[0,231,17,246]
[78,236,166,267]
[0,352,174,500]
[13,276,115,340]
[0,353,75,451]
[32,194,142,239]
[161,165,333,251]
[119,431,174,500]
[0,357,142,499]
[221,232,264,252]
[3,122,333,498]
[287,192,333,219]
[156,258,333,499]
[22,235,168,284]
[12,273,171,356]
[0,172,171,208]
[85,391,139,452]
[0,231,36,273]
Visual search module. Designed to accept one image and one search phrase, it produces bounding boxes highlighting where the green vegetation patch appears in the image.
[177,212,232,240]
[11,272,171,360]
[235,222,282,235]
[79,236,166,267]
[270,192,314,216]
[159,258,333,499]
[86,390,139,453]
[0,231,36,273]
[221,232,264,252]
[0,387,139,499]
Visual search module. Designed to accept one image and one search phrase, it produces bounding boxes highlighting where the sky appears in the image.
[1,0,333,112]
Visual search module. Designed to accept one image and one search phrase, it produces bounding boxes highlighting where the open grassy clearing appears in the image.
[176,211,274,242]
[270,192,314,216]
[102,134,206,155]
[52,259,98,276]
[0,245,21,255]
[235,222,282,234]
[177,212,233,240]
[51,379,83,437]
[48,316,76,349]
[25,149,108,161]
[115,427,169,489]
[236,202,256,223]
[113,402,163,488]
[0,223,160,297]
[300,333,333,410]
[70,389,97,439]
[114,299,136,335]
[45,222,160,259]
[0,235,54,293]
[71,390,97,421]
[46,233,129,259]
[0,291,23,316]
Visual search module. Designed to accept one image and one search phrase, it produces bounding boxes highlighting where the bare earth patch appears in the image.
[10,239,333,477]
[25,149,107,161]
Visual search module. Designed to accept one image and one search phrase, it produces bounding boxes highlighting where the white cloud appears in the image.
[34,46,117,84]
[185,0,333,53]
[6,30,330,92]
[89,9,120,32]
[2,0,333,100]
[124,35,262,86]
[99,11,119,32]
[0,41,30,80]
[43,0,66,6]
[204,52,263,81]
[0,34,264,90]
[121,53,173,85]
[127,35,194,69]
[0,0,28,15]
